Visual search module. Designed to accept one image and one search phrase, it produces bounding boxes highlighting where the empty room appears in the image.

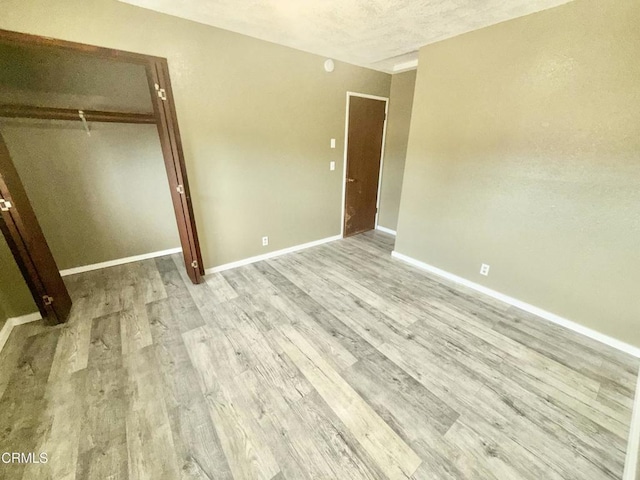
[0,0,639,479]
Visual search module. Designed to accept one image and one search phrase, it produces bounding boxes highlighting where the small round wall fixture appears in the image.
[324,59,335,73]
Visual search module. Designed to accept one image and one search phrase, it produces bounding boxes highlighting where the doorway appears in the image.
[342,92,388,237]
[0,29,204,325]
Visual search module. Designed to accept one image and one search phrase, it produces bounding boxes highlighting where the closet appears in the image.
[0,29,204,325]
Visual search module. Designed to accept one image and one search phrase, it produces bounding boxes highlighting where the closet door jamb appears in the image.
[146,60,204,284]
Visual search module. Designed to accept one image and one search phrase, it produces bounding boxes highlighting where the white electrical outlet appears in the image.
[262,236,269,246]
[330,138,336,149]
[480,264,490,276]
[330,161,336,171]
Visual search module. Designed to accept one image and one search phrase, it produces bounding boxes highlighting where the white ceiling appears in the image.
[120,0,574,73]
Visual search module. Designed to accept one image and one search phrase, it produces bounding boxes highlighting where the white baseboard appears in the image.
[60,247,182,276]
[206,235,342,274]
[11,312,42,326]
[0,312,42,353]
[624,372,640,480]
[376,225,397,236]
[391,250,640,358]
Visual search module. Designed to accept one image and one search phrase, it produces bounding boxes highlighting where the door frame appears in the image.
[340,91,389,237]
[0,29,205,323]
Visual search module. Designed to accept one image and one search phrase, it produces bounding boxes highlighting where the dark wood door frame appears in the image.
[146,60,204,284]
[0,29,205,323]
[341,92,389,237]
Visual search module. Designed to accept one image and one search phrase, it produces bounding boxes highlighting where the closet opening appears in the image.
[0,29,204,325]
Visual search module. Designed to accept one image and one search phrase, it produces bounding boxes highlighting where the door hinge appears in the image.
[42,295,54,306]
[176,185,185,194]
[0,199,12,212]
[191,260,198,269]
[154,83,167,101]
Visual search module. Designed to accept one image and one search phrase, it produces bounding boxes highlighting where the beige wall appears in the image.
[378,70,416,231]
[0,0,390,272]
[0,121,181,270]
[0,234,36,319]
[396,0,640,346]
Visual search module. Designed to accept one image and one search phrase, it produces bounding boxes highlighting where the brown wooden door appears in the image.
[147,60,205,284]
[0,132,72,324]
[344,95,386,237]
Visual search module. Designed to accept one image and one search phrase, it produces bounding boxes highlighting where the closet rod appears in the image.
[0,104,156,124]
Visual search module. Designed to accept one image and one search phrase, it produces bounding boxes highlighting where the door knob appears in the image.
[347,178,356,183]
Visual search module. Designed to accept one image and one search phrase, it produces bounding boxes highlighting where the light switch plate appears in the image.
[330,161,335,171]
[330,138,336,149]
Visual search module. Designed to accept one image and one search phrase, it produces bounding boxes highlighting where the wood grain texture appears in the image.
[272,324,422,479]
[0,329,59,480]
[0,231,636,480]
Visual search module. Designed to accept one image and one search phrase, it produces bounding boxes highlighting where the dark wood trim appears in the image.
[0,28,162,65]
[0,104,156,124]
[157,59,205,278]
[145,60,204,283]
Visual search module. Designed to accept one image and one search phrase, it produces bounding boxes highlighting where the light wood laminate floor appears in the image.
[1,231,637,480]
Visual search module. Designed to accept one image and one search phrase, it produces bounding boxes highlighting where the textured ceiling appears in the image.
[119,0,574,73]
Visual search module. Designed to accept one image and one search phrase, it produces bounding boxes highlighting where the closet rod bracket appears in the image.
[78,110,91,136]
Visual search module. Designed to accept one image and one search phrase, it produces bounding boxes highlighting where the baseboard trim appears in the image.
[60,247,182,276]
[391,250,640,358]
[375,225,397,236]
[206,235,342,274]
[0,312,42,353]
[624,372,640,479]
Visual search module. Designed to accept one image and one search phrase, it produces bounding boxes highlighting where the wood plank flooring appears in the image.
[0,231,638,480]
